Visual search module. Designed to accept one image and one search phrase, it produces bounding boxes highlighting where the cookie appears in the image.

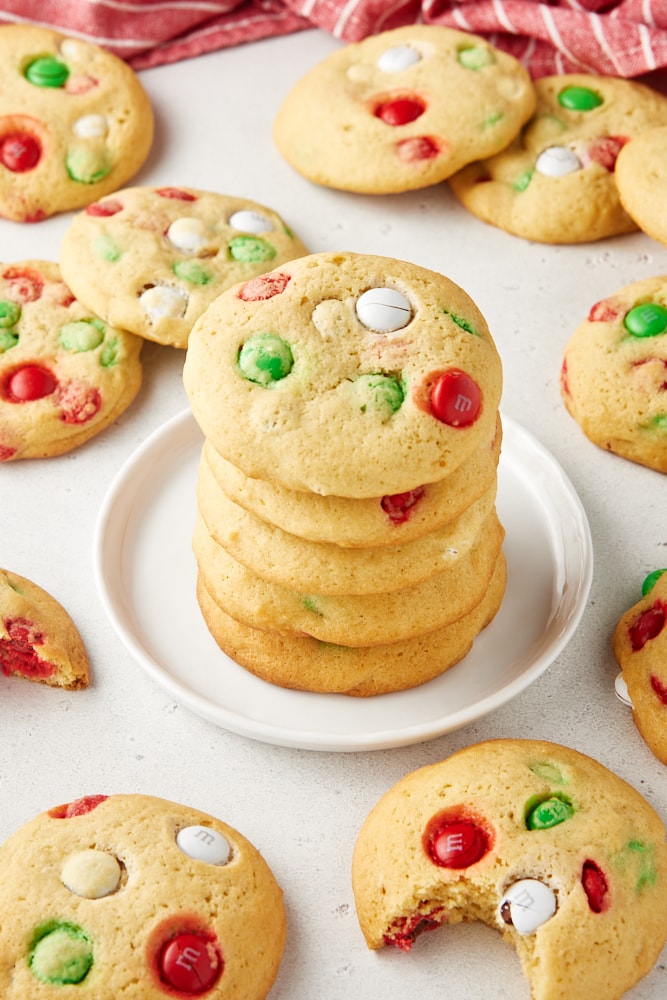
[0,260,142,461]
[273,25,535,194]
[615,124,667,246]
[196,555,506,696]
[0,793,285,998]
[0,25,153,222]
[197,447,498,594]
[201,413,502,548]
[449,74,667,243]
[0,568,89,689]
[352,738,667,1000]
[560,275,667,472]
[183,251,503,498]
[60,186,309,349]
[613,568,667,765]
[193,511,505,646]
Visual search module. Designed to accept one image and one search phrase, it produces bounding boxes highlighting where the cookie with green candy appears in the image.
[613,568,667,765]
[60,186,309,349]
[0,260,142,461]
[184,251,503,498]
[0,793,285,998]
[560,275,667,472]
[0,24,153,222]
[352,739,667,1000]
[449,74,667,243]
[273,24,535,194]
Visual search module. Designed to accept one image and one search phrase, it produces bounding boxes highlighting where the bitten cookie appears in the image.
[273,25,535,194]
[615,125,667,246]
[449,74,667,243]
[0,25,154,222]
[0,793,285,998]
[60,186,309,349]
[183,251,503,498]
[560,275,667,472]
[352,739,667,1000]
[0,568,89,689]
[0,260,142,461]
[613,568,667,765]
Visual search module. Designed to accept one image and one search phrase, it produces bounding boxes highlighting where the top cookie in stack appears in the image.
[183,251,505,696]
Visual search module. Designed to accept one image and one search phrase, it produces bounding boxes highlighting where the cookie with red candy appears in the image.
[184,251,503,498]
[200,413,502,548]
[60,186,308,349]
[0,24,153,222]
[0,259,142,461]
[273,25,535,195]
[352,739,667,1000]
[560,275,667,472]
[0,568,89,689]
[449,74,667,243]
[0,793,285,998]
[613,569,667,764]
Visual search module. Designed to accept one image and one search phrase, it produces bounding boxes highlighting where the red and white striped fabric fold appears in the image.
[0,0,666,78]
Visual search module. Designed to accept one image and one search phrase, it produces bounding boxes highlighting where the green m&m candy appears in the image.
[526,795,574,830]
[59,319,105,352]
[29,922,93,985]
[558,85,603,111]
[624,302,667,338]
[642,569,667,596]
[24,55,69,88]
[238,332,293,385]
[353,373,405,419]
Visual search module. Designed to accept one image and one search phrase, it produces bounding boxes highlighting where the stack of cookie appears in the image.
[183,251,505,696]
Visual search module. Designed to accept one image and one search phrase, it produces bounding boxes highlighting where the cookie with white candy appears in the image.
[352,738,667,1000]
[0,793,285,998]
[60,186,309,349]
[183,251,503,498]
[449,74,667,243]
[0,24,153,222]
[273,24,535,194]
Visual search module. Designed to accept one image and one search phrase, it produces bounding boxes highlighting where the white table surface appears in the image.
[2,28,667,999]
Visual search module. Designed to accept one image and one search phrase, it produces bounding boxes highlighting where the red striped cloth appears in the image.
[1,0,666,78]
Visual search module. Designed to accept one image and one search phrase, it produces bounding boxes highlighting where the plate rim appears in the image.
[93,407,593,752]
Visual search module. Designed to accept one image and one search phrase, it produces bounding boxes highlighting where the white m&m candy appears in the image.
[377,44,422,73]
[535,146,582,177]
[228,209,274,234]
[176,825,231,865]
[499,878,557,935]
[355,287,412,332]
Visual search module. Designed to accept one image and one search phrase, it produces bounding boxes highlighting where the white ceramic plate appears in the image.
[94,408,593,752]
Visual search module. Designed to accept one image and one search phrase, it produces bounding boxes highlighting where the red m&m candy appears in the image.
[425,816,490,869]
[430,369,482,426]
[581,860,609,913]
[0,131,41,172]
[158,931,222,994]
[629,603,666,651]
[374,96,426,126]
[4,364,57,402]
